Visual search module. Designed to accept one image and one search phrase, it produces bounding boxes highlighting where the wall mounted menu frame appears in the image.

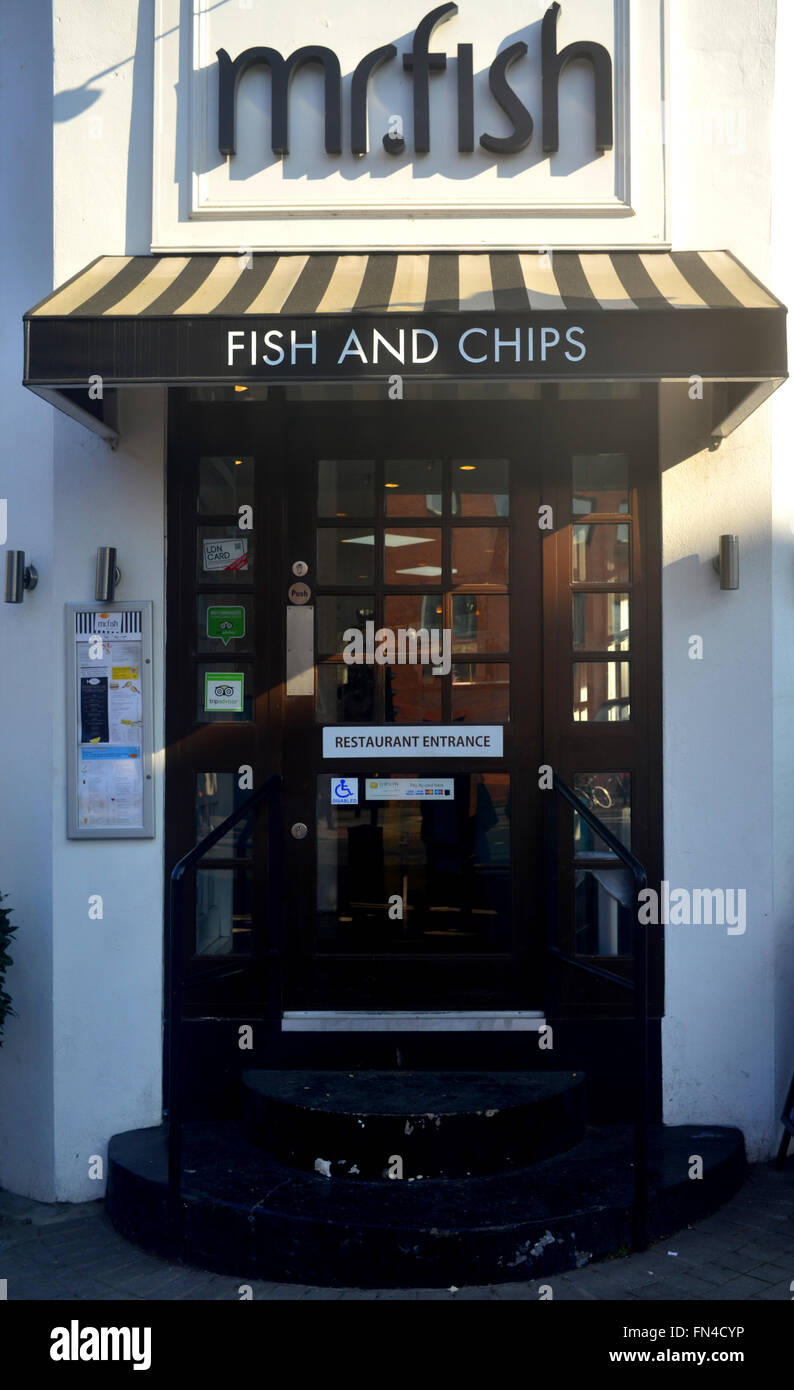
[65,601,155,838]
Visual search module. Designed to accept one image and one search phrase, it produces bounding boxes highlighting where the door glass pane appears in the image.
[315,772,511,951]
[317,460,375,517]
[197,526,253,581]
[452,595,509,653]
[575,868,633,955]
[195,772,255,858]
[451,527,509,587]
[575,664,631,728]
[572,454,629,515]
[197,594,253,654]
[572,593,630,652]
[386,664,442,723]
[384,527,442,584]
[317,665,375,722]
[384,595,444,639]
[195,867,253,955]
[573,772,631,857]
[317,528,375,585]
[572,523,629,582]
[317,596,375,656]
[196,663,254,722]
[573,661,630,722]
[383,459,442,516]
[452,663,510,722]
[198,456,254,514]
[452,460,509,516]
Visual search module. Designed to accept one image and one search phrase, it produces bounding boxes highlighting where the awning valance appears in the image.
[23,250,787,441]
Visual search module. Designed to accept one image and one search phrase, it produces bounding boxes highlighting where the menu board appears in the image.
[66,603,154,838]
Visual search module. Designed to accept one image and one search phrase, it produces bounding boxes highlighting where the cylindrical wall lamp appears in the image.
[95,547,121,602]
[4,550,38,603]
[712,534,740,591]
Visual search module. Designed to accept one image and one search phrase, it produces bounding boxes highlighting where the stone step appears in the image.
[106,1121,747,1288]
[240,1069,586,1177]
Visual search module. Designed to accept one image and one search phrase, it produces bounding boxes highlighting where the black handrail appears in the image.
[546,772,649,1252]
[166,773,282,1244]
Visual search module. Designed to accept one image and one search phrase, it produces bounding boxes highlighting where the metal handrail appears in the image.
[166,773,282,1243]
[545,771,649,1251]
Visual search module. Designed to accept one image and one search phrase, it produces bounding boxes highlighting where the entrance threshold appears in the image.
[281,1011,545,1033]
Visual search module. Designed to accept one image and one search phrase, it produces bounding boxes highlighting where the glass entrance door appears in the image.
[281,402,542,1009]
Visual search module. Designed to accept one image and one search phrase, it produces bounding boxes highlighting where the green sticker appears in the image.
[207,605,246,647]
[204,672,244,713]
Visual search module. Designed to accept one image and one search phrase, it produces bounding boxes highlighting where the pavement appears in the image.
[1,1160,793,1301]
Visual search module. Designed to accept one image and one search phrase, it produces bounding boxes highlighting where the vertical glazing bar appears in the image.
[267,778,283,1019]
[632,867,649,1251]
[167,868,184,1245]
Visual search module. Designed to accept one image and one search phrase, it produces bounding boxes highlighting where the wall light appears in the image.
[95,546,121,602]
[4,551,38,603]
[712,534,739,590]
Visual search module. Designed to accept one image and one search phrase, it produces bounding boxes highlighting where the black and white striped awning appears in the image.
[25,249,784,318]
[23,250,787,439]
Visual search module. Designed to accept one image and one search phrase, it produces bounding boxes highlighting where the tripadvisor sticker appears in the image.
[205,672,244,712]
[207,605,245,647]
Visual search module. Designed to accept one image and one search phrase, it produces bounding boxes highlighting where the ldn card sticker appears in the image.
[202,538,249,572]
[204,672,245,712]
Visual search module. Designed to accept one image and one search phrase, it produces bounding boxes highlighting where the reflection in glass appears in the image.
[572,593,629,652]
[452,663,510,722]
[198,456,254,514]
[197,526,253,581]
[572,523,629,583]
[452,460,509,516]
[575,868,633,955]
[572,454,629,515]
[317,665,374,722]
[573,661,630,722]
[195,773,254,858]
[452,595,509,653]
[317,528,375,585]
[385,663,442,723]
[196,664,254,722]
[195,867,253,955]
[317,596,375,656]
[573,772,631,856]
[383,459,442,516]
[317,460,375,517]
[451,527,509,587]
[315,773,511,951]
[384,528,442,584]
[384,595,444,640]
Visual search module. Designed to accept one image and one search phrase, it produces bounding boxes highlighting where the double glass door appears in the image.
[166,387,661,1020]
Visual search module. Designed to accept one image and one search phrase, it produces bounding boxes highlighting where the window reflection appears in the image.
[451,527,509,587]
[575,868,633,955]
[572,524,629,583]
[573,662,630,722]
[315,773,511,951]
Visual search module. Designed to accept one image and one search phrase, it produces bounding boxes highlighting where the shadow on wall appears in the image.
[50,0,155,255]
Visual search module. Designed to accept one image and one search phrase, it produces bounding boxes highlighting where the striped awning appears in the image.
[22,249,787,442]
[25,249,783,318]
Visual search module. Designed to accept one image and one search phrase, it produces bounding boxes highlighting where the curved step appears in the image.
[106,1122,746,1288]
[240,1069,586,1177]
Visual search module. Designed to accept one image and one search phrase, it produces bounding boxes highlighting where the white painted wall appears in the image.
[0,0,164,1202]
[0,0,56,1200]
[660,0,788,1158]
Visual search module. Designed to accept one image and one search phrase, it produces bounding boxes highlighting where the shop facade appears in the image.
[1,0,793,1245]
